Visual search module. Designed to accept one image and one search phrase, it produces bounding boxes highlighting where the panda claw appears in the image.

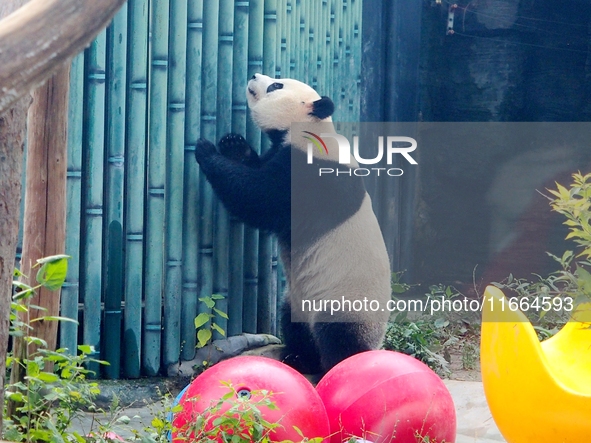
[219,133,261,167]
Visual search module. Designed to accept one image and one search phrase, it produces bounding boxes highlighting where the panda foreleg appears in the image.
[279,300,323,374]
[312,322,386,373]
[194,138,289,232]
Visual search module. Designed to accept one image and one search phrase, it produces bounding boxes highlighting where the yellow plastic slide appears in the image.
[480,285,591,443]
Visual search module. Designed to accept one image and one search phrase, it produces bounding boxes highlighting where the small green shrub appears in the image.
[4,255,113,442]
[383,320,452,377]
[382,284,474,377]
[192,293,228,372]
[494,171,591,329]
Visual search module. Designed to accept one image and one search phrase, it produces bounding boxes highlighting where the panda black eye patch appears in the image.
[266,82,284,93]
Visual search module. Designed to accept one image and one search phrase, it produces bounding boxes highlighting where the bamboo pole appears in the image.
[196,0,218,349]
[227,0,249,337]
[301,1,310,82]
[181,0,204,362]
[285,1,294,77]
[124,0,149,378]
[102,5,128,380]
[276,2,285,79]
[163,0,188,367]
[243,0,264,334]
[212,0,234,340]
[309,0,318,89]
[82,31,107,377]
[60,52,84,356]
[333,0,343,113]
[275,1,288,312]
[144,0,169,375]
[292,0,301,79]
[258,0,277,335]
[319,1,329,99]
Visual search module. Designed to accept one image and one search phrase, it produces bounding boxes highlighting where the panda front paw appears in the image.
[194,138,218,164]
[218,133,261,168]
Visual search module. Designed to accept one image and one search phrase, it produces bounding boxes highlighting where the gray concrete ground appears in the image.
[445,380,506,443]
[72,379,506,442]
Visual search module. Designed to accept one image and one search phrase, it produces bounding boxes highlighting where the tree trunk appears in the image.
[0,0,127,114]
[0,100,28,435]
[0,0,30,432]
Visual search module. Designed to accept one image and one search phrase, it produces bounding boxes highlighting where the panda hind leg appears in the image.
[312,322,386,373]
[279,301,323,375]
[218,133,261,168]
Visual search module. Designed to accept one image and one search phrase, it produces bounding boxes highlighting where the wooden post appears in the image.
[7,65,70,419]
[24,65,70,350]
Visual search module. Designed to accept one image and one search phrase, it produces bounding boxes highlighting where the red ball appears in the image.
[172,356,330,442]
[316,350,456,443]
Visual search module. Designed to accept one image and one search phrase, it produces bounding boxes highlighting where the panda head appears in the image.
[246,74,335,133]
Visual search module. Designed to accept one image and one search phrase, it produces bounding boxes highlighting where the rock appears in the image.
[166,333,282,377]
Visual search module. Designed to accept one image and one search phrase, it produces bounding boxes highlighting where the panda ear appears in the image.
[310,96,334,120]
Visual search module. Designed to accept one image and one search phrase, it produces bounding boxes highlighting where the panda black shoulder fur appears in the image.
[194,73,391,374]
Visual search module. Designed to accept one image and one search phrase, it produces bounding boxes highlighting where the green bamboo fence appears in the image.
[124,0,149,379]
[58,0,365,378]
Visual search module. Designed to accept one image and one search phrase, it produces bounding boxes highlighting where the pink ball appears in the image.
[316,350,456,443]
[172,356,330,442]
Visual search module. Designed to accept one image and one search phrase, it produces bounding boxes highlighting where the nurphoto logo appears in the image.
[304,131,418,177]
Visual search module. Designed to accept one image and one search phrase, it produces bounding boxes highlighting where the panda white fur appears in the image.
[194,73,391,374]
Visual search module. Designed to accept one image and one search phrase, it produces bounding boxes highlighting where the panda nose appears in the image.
[251,74,257,80]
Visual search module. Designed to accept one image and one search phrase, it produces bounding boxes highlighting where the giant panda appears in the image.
[194,73,391,374]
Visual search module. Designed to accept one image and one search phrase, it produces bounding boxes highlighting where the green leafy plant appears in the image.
[194,294,228,349]
[171,382,324,443]
[383,320,451,377]
[192,294,228,372]
[4,345,108,442]
[4,255,115,442]
[494,171,591,326]
[548,171,591,261]
[391,271,413,295]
